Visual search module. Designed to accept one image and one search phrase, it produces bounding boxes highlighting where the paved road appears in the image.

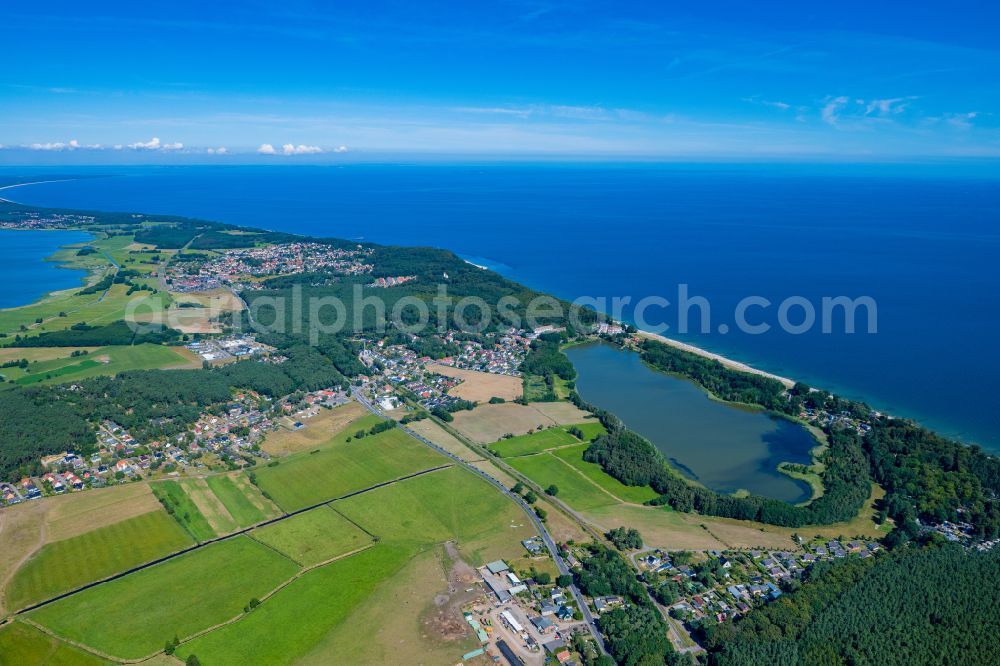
[355,394,608,655]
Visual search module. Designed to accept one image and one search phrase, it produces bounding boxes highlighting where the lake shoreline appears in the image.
[567,341,817,503]
[0,229,98,312]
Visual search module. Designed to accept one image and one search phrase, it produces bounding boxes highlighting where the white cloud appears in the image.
[333,145,348,153]
[124,136,182,151]
[864,97,917,116]
[257,143,277,154]
[282,143,323,155]
[25,139,103,151]
[947,111,978,129]
[128,137,161,150]
[821,96,850,126]
[206,147,228,155]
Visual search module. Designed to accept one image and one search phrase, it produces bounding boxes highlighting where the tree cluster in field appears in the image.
[7,320,182,348]
[699,544,1000,666]
[350,419,397,440]
[605,526,643,551]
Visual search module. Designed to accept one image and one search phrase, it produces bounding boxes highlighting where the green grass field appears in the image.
[30,536,299,660]
[570,421,607,441]
[253,424,446,512]
[151,480,217,541]
[4,509,193,612]
[251,506,372,566]
[507,452,619,510]
[551,444,660,504]
[0,620,109,666]
[178,467,530,664]
[176,544,413,665]
[205,474,276,528]
[489,426,578,457]
[1,344,194,388]
[335,466,527,564]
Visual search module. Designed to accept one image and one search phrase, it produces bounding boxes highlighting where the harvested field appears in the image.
[406,419,482,462]
[0,501,48,616]
[180,478,238,535]
[261,401,367,456]
[451,402,558,443]
[44,483,162,543]
[582,504,727,551]
[431,364,523,402]
[697,518,797,550]
[528,401,596,425]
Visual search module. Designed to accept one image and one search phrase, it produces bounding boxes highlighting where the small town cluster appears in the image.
[357,328,533,412]
[0,385,349,506]
[0,210,97,229]
[642,540,880,630]
[165,242,373,292]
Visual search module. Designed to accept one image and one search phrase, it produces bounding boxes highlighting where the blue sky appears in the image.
[2,0,998,161]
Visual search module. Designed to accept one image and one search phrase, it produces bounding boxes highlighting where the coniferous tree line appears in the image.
[699,544,1000,666]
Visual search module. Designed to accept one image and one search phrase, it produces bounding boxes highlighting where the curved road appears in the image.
[355,393,608,655]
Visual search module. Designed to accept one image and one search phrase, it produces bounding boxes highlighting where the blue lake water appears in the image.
[567,342,815,503]
[2,164,998,451]
[0,229,93,309]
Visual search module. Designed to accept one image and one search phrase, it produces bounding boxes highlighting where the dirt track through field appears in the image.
[12,465,452,617]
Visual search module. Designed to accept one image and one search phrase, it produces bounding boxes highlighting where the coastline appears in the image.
[0,229,98,313]
[4,174,992,451]
[635,329,796,389]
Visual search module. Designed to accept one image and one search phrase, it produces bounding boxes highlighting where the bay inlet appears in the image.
[567,341,818,504]
[0,229,93,310]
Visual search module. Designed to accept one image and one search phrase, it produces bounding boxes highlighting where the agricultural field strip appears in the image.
[13,464,452,617]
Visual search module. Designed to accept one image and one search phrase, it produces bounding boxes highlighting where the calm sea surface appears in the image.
[568,342,815,503]
[0,229,92,309]
[3,164,998,451]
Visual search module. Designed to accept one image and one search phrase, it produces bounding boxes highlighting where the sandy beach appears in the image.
[636,330,796,389]
[0,178,77,203]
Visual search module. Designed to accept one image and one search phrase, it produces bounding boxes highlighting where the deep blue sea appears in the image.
[0,229,92,309]
[2,164,998,451]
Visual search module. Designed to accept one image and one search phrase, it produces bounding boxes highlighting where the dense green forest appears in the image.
[521,332,577,380]
[6,321,182,347]
[700,544,1000,665]
[640,339,790,412]
[241,247,601,336]
[866,419,1000,540]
